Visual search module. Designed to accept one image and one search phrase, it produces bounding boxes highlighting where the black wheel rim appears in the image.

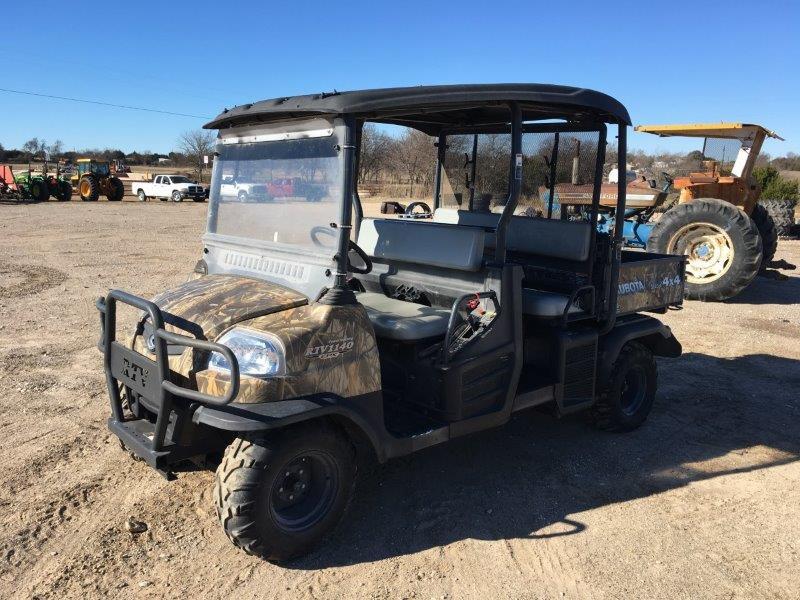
[269,451,338,533]
[620,365,647,416]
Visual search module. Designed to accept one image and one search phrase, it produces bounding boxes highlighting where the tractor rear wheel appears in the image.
[761,199,797,238]
[647,198,762,301]
[750,203,778,268]
[57,180,72,201]
[79,176,100,201]
[29,179,50,202]
[106,176,125,201]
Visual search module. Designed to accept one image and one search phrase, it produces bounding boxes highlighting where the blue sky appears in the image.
[2,0,798,157]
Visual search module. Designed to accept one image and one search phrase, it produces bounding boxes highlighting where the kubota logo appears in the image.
[618,280,646,295]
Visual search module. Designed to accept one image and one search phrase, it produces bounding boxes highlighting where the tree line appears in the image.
[0,130,216,173]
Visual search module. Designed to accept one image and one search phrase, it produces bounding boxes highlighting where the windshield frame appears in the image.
[205,117,345,258]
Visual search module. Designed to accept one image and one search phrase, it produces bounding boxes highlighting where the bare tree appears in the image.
[178,130,216,181]
[359,124,393,183]
[390,129,436,196]
[50,140,64,158]
[22,137,46,157]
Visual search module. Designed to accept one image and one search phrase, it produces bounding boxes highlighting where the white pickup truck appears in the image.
[131,174,206,202]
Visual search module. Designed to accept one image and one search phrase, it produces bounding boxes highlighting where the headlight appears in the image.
[209,328,285,378]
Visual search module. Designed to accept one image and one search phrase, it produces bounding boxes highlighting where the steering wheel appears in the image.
[347,240,372,274]
[310,225,336,248]
[310,226,372,274]
[404,201,432,219]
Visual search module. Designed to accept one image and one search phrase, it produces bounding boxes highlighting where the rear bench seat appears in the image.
[433,208,590,317]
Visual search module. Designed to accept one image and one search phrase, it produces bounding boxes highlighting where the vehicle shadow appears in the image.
[727,269,800,305]
[288,352,800,569]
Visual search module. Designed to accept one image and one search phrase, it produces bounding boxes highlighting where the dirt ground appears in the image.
[0,201,798,600]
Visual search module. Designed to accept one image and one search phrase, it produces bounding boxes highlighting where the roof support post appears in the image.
[600,123,627,333]
[321,115,358,305]
[494,102,522,264]
[433,134,445,210]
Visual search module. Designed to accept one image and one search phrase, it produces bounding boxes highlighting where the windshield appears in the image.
[207,132,341,253]
[170,176,191,183]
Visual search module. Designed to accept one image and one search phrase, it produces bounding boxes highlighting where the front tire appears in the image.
[647,198,762,301]
[593,342,657,432]
[171,190,183,202]
[214,423,355,562]
[79,175,100,201]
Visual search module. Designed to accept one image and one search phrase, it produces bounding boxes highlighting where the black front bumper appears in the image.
[97,290,241,476]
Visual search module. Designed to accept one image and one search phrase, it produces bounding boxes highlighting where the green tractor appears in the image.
[71,158,125,201]
[12,161,72,202]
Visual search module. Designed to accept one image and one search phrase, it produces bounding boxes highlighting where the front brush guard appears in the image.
[96,290,240,457]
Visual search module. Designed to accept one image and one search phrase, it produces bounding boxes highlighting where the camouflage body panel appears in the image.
[195,302,381,403]
[616,251,686,315]
[127,274,379,404]
[150,274,307,341]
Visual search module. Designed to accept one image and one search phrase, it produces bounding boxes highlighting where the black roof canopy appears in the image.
[204,83,631,134]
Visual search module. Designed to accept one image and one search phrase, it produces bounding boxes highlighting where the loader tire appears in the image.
[214,423,356,563]
[750,203,778,268]
[106,176,125,201]
[79,175,100,201]
[647,198,762,301]
[761,199,797,238]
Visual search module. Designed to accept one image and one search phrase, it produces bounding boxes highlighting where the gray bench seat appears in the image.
[357,292,451,341]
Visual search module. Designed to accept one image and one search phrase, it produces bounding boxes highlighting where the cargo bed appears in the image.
[616,250,686,315]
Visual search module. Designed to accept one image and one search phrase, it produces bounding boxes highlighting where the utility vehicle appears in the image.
[96,84,684,562]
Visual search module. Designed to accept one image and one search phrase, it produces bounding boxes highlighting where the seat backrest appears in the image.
[432,208,591,262]
[357,218,485,271]
[433,207,500,229]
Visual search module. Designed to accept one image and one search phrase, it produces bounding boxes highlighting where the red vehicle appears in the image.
[266,177,325,202]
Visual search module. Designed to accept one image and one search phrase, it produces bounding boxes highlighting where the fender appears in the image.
[192,391,387,461]
[597,315,681,386]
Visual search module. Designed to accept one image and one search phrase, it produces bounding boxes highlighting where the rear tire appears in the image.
[30,179,50,202]
[58,180,72,201]
[214,423,355,562]
[137,189,147,202]
[750,203,778,268]
[761,198,797,238]
[79,175,100,201]
[647,198,762,301]
[593,342,656,432]
[106,176,125,201]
